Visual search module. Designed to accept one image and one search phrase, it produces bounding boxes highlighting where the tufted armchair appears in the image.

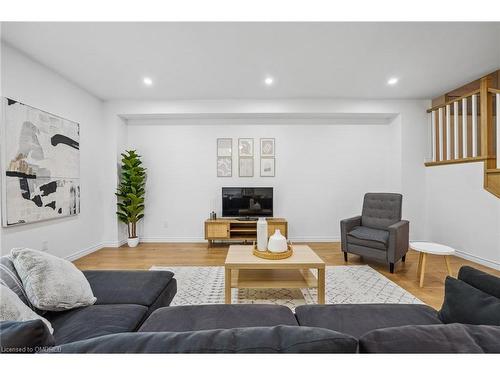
[340,193,409,273]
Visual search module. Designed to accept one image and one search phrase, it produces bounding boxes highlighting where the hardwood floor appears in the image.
[74,242,500,309]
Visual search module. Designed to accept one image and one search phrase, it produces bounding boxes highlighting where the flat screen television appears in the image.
[222,187,273,218]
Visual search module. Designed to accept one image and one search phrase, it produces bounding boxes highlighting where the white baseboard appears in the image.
[454,250,500,271]
[65,239,127,261]
[140,237,206,243]
[65,243,103,261]
[139,236,339,243]
[289,236,340,242]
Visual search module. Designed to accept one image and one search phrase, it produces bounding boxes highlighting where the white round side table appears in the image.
[409,241,456,287]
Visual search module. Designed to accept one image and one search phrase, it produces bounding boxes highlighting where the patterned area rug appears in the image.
[150,265,422,310]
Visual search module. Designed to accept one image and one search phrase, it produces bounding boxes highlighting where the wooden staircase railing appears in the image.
[425,71,500,198]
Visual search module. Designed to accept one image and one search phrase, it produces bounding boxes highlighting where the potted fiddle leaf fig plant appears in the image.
[116,150,146,247]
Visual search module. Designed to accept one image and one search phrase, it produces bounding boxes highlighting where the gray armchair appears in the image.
[340,193,409,273]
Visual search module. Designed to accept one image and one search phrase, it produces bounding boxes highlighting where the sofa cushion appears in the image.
[359,323,500,353]
[361,193,402,230]
[0,284,54,334]
[295,304,441,338]
[47,304,147,345]
[139,304,298,332]
[11,248,96,311]
[347,226,389,250]
[0,320,54,353]
[49,325,358,353]
[0,255,34,310]
[438,277,500,326]
[458,266,500,299]
[83,270,174,306]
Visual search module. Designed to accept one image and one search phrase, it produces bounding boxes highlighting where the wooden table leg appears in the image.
[317,268,325,304]
[417,252,423,276]
[225,267,232,304]
[444,255,452,276]
[419,253,427,287]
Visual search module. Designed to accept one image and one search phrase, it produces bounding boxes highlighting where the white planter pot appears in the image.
[127,237,139,247]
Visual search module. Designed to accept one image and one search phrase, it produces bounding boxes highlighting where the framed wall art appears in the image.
[260,157,275,177]
[1,98,80,226]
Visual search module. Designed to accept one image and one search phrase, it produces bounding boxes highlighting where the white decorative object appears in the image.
[127,237,140,247]
[267,229,287,253]
[2,98,80,227]
[256,217,268,251]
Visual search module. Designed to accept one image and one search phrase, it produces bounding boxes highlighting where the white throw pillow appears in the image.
[0,284,54,333]
[11,248,96,311]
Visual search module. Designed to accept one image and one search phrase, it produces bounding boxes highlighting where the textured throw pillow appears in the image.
[0,320,55,353]
[0,255,33,309]
[11,248,96,311]
[458,266,500,299]
[439,276,500,326]
[0,284,53,333]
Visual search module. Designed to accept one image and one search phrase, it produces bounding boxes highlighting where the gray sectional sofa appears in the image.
[43,270,177,345]
[1,266,500,353]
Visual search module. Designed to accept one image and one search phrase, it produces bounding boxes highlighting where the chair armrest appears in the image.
[340,216,362,251]
[83,270,175,306]
[387,220,409,263]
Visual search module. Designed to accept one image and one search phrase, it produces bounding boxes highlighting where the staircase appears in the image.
[425,71,500,198]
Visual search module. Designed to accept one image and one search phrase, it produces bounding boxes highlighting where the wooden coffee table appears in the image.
[224,244,326,304]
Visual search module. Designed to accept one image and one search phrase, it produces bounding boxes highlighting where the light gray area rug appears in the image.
[150,265,422,310]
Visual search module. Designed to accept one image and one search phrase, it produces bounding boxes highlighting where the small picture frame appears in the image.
[238,138,254,157]
[239,157,254,177]
[260,157,275,177]
[217,138,232,157]
[217,157,232,177]
[260,138,275,157]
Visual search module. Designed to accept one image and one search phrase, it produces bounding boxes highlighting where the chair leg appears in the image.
[389,263,394,273]
[402,255,406,262]
[343,251,348,262]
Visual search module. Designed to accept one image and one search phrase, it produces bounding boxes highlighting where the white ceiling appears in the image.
[2,22,499,101]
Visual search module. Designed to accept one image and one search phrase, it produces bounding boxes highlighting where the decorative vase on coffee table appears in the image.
[267,229,287,253]
[256,217,268,251]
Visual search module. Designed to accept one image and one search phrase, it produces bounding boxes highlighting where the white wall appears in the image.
[0,43,108,259]
[104,99,429,245]
[425,163,500,269]
[126,122,401,242]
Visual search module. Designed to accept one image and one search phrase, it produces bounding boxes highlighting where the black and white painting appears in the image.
[1,98,80,226]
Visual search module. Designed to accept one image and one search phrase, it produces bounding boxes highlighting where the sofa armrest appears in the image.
[387,220,409,263]
[83,270,175,306]
[340,216,362,251]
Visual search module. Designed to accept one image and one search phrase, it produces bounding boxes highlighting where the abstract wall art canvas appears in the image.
[1,98,80,226]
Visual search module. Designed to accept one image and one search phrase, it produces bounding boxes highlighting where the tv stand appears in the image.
[204,218,288,248]
[236,216,258,221]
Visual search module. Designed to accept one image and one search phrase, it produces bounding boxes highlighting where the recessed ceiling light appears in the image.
[387,77,399,86]
[143,77,153,86]
[264,76,274,86]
